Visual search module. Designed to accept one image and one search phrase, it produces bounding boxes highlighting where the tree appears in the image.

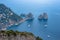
[36,36,43,40]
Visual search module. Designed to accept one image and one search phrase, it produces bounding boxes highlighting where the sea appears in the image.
[0,0,60,40]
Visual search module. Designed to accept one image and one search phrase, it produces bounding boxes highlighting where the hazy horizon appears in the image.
[0,0,60,14]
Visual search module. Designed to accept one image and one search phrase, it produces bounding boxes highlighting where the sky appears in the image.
[0,0,60,9]
[0,0,60,14]
[0,0,60,4]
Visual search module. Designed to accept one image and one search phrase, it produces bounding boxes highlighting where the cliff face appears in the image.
[0,34,36,40]
[0,4,23,29]
[0,30,36,40]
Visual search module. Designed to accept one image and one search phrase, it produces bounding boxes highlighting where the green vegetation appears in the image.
[0,30,30,36]
[36,36,43,40]
[0,4,23,28]
[20,32,34,37]
[0,30,43,40]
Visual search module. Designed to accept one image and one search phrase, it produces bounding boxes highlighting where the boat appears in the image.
[28,24,31,27]
[15,23,18,25]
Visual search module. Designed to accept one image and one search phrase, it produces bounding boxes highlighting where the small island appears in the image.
[20,13,34,21]
[26,13,34,21]
[38,13,48,21]
[20,13,26,18]
[0,4,24,30]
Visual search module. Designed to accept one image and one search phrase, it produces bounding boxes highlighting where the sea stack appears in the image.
[20,13,26,17]
[26,12,34,21]
[43,13,48,20]
[38,12,48,21]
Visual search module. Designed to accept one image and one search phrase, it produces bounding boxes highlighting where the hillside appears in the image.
[0,4,23,29]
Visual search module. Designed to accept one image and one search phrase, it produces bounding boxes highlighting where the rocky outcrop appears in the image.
[0,30,42,40]
[26,13,34,21]
[38,13,48,21]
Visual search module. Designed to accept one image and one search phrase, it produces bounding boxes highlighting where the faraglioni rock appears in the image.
[20,13,26,19]
[20,13,26,17]
[43,13,48,20]
[0,4,23,29]
[0,30,43,40]
[26,12,34,21]
[38,14,43,20]
[38,13,48,21]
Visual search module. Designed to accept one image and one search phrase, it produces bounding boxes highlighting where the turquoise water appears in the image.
[0,0,60,40]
